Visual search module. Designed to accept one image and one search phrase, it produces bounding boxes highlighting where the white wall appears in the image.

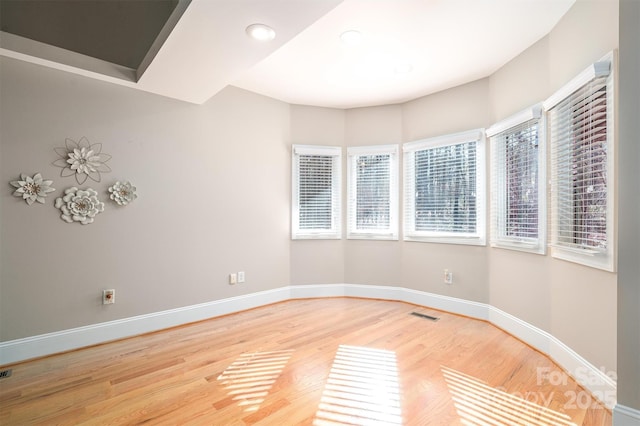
[0,57,291,340]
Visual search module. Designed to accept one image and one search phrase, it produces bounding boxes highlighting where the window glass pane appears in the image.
[544,55,614,271]
[551,77,608,250]
[414,141,477,233]
[356,154,390,230]
[299,154,333,230]
[504,122,538,239]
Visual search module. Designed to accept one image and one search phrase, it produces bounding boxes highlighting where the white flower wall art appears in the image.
[10,173,55,205]
[55,187,105,225]
[53,137,111,184]
[108,181,137,206]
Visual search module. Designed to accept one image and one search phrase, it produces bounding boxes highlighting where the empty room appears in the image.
[0,0,638,424]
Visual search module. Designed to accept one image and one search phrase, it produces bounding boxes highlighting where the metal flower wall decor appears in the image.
[10,173,55,205]
[9,137,140,224]
[108,181,137,206]
[55,187,105,225]
[53,137,111,184]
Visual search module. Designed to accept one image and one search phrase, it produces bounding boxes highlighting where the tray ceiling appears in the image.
[0,0,575,108]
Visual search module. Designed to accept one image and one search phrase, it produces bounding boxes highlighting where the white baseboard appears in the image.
[614,404,640,425]
[489,306,617,409]
[289,283,346,299]
[294,284,616,408]
[290,284,490,319]
[0,283,617,409]
[489,306,551,351]
[0,287,291,366]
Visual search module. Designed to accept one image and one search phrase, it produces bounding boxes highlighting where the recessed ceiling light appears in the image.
[246,23,276,42]
[340,30,362,46]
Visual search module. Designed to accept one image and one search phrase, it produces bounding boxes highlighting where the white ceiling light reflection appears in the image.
[217,350,293,412]
[314,345,402,425]
[246,23,276,41]
[441,366,577,426]
[340,30,363,46]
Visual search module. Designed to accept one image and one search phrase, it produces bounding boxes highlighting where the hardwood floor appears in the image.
[0,298,612,425]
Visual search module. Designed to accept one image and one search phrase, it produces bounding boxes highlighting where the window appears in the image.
[347,145,399,240]
[292,145,342,239]
[403,129,486,245]
[544,53,615,271]
[488,105,546,253]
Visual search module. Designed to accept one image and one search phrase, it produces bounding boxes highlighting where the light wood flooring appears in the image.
[0,298,612,425]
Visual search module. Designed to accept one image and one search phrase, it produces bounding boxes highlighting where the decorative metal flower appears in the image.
[108,181,137,206]
[10,173,55,205]
[53,137,111,185]
[55,187,105,225]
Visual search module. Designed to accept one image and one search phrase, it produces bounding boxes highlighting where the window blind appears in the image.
[292,145,341,239]
[347,145,398,239]
[404,130,485,244]
[491,118,543,249]
[548,75,609,253]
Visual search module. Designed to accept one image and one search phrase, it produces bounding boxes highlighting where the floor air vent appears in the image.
[0,369,12,379]
[411,312,439,321]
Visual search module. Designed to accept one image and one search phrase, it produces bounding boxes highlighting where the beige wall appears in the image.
[488,0,619,372]
[343,106,403,287]
[488,35,554,332]
[548,0,619,92]
[547,0,619,374]
[0,57,291,340]
[617,0,640,413]
[402,80,492,303]
[489,36,550,121]
[289,105,346,285]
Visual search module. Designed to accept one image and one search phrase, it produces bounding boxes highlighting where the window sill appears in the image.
[347,233,398,241]
[292,234,342,240]
[404,235,486,246]
[491,240,546,255]
[550,246,615,272]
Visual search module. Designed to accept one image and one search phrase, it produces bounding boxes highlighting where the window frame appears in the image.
[403,129,486,245]
[543,52,616,271]
[487,104,547,254]
[291,144,342,240]
[346,144,399,240]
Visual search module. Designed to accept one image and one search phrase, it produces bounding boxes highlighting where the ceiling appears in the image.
[0,0,179,70]
[0,0,576,109]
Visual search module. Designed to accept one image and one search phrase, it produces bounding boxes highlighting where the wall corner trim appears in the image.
[0,283,616,409]
[614,404,640,425]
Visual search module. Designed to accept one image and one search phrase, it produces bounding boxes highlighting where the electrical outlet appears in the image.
[444,270,453,285]
[103,289,115,304]
[238,271,245,283]
[229,273,237,285]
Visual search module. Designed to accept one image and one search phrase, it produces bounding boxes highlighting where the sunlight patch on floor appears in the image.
[217,350,293,412]
[441,366,577,426]
[314,345,402,426]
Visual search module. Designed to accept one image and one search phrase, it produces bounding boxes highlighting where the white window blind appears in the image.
[347,145,398,239]
[292,145,342,239]
[403,129,486,245]
[488,105,545,253]
[545,54,615,271]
